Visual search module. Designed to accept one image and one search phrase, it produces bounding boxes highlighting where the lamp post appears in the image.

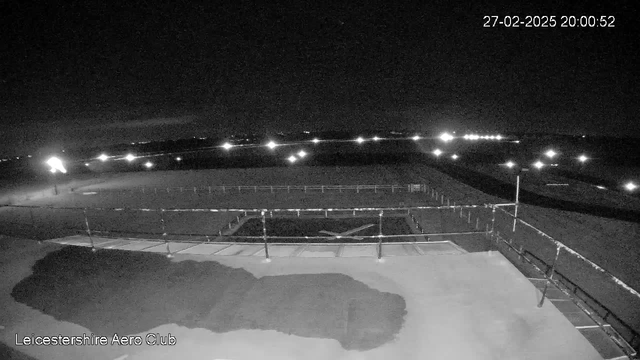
[46,157,67,195]
[504,161,529,232]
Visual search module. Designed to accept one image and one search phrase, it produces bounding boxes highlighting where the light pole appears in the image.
[46,157,67,195]
[505,161,528,231]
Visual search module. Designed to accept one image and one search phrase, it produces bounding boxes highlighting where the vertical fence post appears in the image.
[374,185,377,193]
[83,208,95,252]
[452,202,455,212]
[377,210,383,260]
[261,211,270,260]
[538,246,562,308]
[447,198,450,206]
[392,185,395,193]
[490,206,496,234]
[208,186,211,194]
[222,185,226,194]
[287,185,290,193]
[467,211,471,224]
[160,209,172,258]
[357,185,359,194]
[321,185,324,193]
[475,217,479,229]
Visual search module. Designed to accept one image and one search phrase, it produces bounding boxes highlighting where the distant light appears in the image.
[125,154,136,162]
[412,135,421,141]
[84,163,89,167]
[222,142,233,150]
[533,160,545,169]
[512,140,521,144]
[439,132,454,142]
[144,161,153,169]
[297,150,307,158]
[578,155,588,163]
[624,182,637,192]
[372,136,380,141]
[545,150,557,159]
[496,135,503,140]
[267,141,278,149]
[28,155,32,158]
[433,149,442,157]
[582,135,586,138]
[312,138,320,144]
[451,154,459,160]
[355,136,365,144]
[596,185,606,190]
[287,155,297,163]
[175,157,182,161]
[97,154,109,162]
[46,157,67,174]
[505,161,516,168]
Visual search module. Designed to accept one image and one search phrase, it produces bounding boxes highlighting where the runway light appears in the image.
[46,157,67,174]
[97,154,109,162]
[545,150,557,159]
[297,150,307,158]
[84,163,89,167]
[624,182,637,192]
[144,161,153,169]
[125,154,136,162]
[439,132,454,142]
[222,142,233,150]
[355,136,365,144]
[267,141,278,149]
[433,149,442,157]
[496,135,503,140]
[372,136,380,141]
[578,155,588,163]
[175,156,182,161]
[287,155,297,163]
[596,185,606,190]
[533,160,545,169]
[412,135,421,141]
[451,154,459,160]
[312,138,320,144]
[505,161,516,168]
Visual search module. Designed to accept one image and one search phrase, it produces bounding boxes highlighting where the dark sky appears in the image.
[1,0,638,155]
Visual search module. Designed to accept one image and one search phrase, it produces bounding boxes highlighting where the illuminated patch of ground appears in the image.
[11,246,406,351]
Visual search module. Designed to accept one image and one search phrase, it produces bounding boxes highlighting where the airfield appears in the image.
[1,163,638,359]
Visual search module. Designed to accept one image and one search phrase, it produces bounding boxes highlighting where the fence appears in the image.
[83,184,429,195]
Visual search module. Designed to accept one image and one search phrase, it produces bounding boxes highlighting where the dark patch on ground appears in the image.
[232,217,413,243]
[11,246,406,351]
[0,342,39,360]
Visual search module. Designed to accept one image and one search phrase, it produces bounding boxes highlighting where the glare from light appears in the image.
[125,154,136,162]
[578,154,588,163]
[144,161,153,169]
[433,149,442,157]
[222,142,233,150]
[287,155,297,163]
[412,135,421,141]
[624,182,637,192]
[267,141,278,149]
[373,136,380,141]
[496,135,503,140]
[97,154,109,162]
[312,138,320,144]
[596,185,606,190]
[439,132,454,142]
[533,160,545,169]
[175,157,182,161]
[84,163,89,167]
[46,157,67,174]
[545,150,557,159]
[356,137,365,144]
[298,150,307,158]
[505,161,516,168]
[451,154,459,160]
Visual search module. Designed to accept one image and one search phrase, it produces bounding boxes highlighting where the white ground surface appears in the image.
[0,239,602,360]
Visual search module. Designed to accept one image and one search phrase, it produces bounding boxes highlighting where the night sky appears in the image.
[1,1,638,155]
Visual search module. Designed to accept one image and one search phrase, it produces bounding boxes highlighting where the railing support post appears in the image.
[377,210,383,260]
[538,246,562,308]
[83,208,95,252]
[262,211,269,260]
[160,209,172,258]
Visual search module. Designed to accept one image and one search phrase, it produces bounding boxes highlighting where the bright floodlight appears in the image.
[125,154,136,162]
[439,132,454,142]
[578,154,588,163]
[496,135,503,140]
[175,156,182,161]
[97,154,109,162]
[222,142,233,150]
[505,161,516,168]
[451,154,459,160]
[267,141,278,149]
[144,161,153,169]
[46,157,67,174]
[312,138,320,144]
[412,135,421,141]
[533,160,545,169]
[297,150,307,158]
[373,136,380,141]
[355,136,365,144]
[624,182,637,192]
[287,155,297,163]
[545,150,557,158]
[433,149,442,157]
